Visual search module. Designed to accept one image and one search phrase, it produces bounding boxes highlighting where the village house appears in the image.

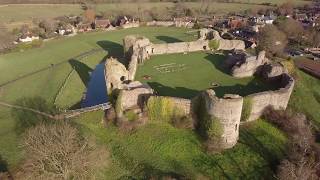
[227,16,248,30]
[94,19,111,29]
[58,24,75,35]
[77,23,93,32]
[18,32,39,43]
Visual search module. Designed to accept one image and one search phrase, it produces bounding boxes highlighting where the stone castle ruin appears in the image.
[104,28,294,150]
[198,28,245,51]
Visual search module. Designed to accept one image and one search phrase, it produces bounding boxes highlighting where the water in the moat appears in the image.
[81,63,108,107]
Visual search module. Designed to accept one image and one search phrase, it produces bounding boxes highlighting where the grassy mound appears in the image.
[75,110,287,179]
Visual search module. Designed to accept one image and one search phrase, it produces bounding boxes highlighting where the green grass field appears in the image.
[136,52,277,98]
[75,110,287,179]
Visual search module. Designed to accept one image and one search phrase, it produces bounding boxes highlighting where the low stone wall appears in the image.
[167,97,192,115]
[146,21,175,27]
[121,22,140,29]
[218,39,245,51]
[146,21,194,28]
[151,40,208,55]
[246,73,295,122]
[201,90,243,149]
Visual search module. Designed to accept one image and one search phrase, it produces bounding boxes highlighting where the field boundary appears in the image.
[53,69,74,105]
[0,100,111,120]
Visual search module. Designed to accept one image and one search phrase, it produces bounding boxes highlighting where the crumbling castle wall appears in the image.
[150,40,208,55]
[199,28,245,51]
[168,97,192,115]
[201,90,243,149]
[105,57,129,93]
[120,81,154,111]
[246,73,295,121]
[230,51,268,78]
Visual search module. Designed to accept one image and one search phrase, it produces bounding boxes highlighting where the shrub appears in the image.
[280,59,295,75]
[193,95,223,141]
[124,110,138,122]
[14,40,43,52]
[208,40,220,50]
[19,122,109,179]
[147,96,174,122]
[241,97,252,122]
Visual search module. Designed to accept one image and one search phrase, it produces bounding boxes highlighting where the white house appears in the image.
[19,35,40,43]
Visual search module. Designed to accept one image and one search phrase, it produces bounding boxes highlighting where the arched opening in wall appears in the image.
[120,76,126,81]
[235,124,238,132]
[152,48,154,53]
[203,46,207,50]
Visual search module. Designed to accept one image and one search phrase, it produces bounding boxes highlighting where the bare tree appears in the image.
[277,1,294,16]
[264,108,320,180]
[0,23,15,53]
[275,18,304,43]
[257,25,288,57]
[16,122,109,180]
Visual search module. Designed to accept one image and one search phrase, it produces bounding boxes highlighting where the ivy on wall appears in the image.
[208,39,220,50]
[241,97,253,122]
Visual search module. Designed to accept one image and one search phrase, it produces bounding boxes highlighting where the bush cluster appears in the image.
[193,95,223,142]
[147,96,175,122]
[12,40,43,52]
[208,40,220,50]
[146,96,192,128]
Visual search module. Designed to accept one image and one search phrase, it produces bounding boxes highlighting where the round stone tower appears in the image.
[200,89,243,150]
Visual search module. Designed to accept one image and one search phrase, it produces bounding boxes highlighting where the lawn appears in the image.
[74,110,287,179]
[136,52,277,99]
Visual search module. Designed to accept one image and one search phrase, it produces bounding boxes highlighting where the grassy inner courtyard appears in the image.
[136,52,278,99]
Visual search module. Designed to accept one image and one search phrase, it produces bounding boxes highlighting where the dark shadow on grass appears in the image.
[0,155,8,173]
[204,53,230,74]
[12,96,59,134]
[147,82,199,99]
[156,36,183,43]
[69,59,93,87]
[239,127,281,171]
[194,154,233,179]
[212,79,278,98]
[97,40,123,59]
